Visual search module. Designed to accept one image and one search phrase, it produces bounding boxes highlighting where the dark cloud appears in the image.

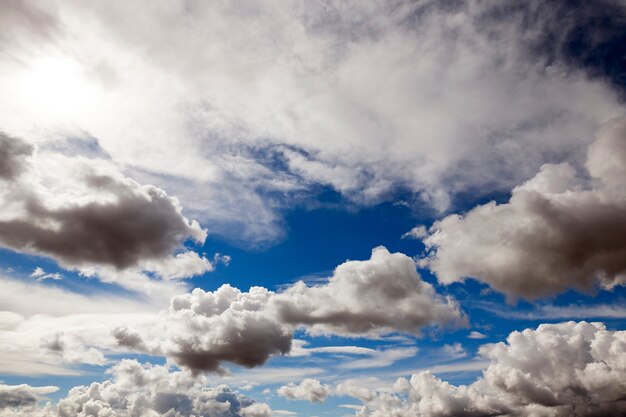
[0,133,34,180]
[420,116,626,299]
[0,133,207,271]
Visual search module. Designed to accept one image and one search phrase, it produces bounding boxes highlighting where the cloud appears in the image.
[29,267,62,282]
[352,321,626,417]
[420,116,626,299]
[0,1,624,243]
[0,133,34,180]
[467,331,487,340]
[159,285,293,373]
[274,247,466,336]
[0,360,271,417]
[0,134,211,285]
[278,379,331,403]
[0,384,58,409]
[0,247,464,375]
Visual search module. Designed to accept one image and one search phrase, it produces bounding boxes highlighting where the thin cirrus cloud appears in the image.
[419,116,626,299]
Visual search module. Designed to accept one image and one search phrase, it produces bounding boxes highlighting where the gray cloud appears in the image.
[0,133,209,276]
[274,247,466,336]
[420,116,626,299]
[0,384,57,410]
[352,321,626,417]
[0,133,34,180]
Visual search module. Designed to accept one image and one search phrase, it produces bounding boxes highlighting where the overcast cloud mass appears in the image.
[0,0,625,416]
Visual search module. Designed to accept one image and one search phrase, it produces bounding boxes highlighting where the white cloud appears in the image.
[0,133,211,293]
[274,247,466,336]
[420,116,626,299]
[353,321,626,417]
[0,1,623,243]
[0,359,271,417]
[29,268,62,282]
[467,331,487,340]
[278,379,331,403]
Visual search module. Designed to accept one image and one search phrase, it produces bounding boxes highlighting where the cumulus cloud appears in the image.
[274,247,465,336]
[420,116,626,299]
[160,285,292,373]
[278,379,331,403]
[0,360,270,417]
[0,133,211,285]
[0,247,463,374]
[353,321,626,417]
[0,1,624,243]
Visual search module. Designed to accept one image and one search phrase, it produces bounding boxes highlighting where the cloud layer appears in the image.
[420,116,626,299]
[275,247,465,336]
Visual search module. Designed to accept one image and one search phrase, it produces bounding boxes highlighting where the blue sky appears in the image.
[1,1,626,417]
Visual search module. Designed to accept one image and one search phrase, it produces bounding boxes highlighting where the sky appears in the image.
[0,1,626,416]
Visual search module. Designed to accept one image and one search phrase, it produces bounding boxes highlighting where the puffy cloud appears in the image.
[353,321,626,417]
[0,359,271,417]
[160,285,292,373]
[420,116,626,299]
[278,379,331,403]
[0,133,211,284]
[0,384,58,409]
[0,133,33,180]
[274,247,465,336]
[0,247,463,375]
[1,1,624,243]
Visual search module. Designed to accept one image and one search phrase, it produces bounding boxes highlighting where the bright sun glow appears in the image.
[9,56,100,126]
